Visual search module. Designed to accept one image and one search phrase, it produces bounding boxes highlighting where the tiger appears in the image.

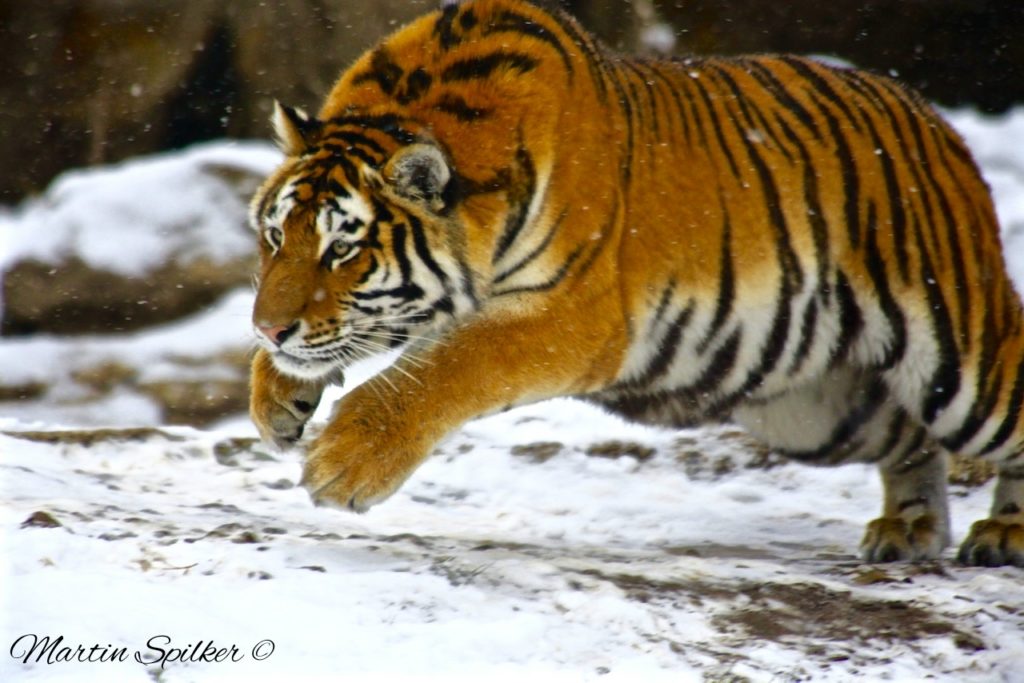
[248,0,1024,567]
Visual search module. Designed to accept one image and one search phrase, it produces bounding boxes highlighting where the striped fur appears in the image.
[249,0,1024,567]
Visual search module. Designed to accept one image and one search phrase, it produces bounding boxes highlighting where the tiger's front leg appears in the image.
[250,349,333,448]
[301,310,624,511]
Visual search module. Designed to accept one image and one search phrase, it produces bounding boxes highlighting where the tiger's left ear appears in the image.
[383,143,452,213]
[271,101,322,156]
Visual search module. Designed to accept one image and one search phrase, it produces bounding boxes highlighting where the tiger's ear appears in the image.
[383,143,452,213]
[271,101,322,156]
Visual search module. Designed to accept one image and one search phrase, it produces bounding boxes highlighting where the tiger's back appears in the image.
[249,0,1024,567]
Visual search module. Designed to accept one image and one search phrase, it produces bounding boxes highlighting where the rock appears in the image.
[2,255,254,335]
[1,143,278,336]
[139,377,250,427]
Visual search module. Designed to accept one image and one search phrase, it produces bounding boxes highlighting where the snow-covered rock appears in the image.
[0,142,281,335]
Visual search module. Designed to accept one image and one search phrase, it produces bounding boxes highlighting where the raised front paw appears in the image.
[860,514,947,563]
[300,410,425,513]
[250,351,334,448]
[957,515,1024,567]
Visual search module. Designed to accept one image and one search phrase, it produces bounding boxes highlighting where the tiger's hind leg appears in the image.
[861,446,952,563]
[732,367,952,562]
[957,465,1024,567]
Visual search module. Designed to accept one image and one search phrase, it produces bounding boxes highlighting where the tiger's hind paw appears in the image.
[860,514,947,563]
[957,515,1024,568]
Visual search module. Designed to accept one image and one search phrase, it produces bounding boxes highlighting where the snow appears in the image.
[3,107,1024,682]
[0,141,280,277]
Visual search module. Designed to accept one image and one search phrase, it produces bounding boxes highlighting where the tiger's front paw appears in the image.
[300,415,424,512]
[860,514,947,563]
[957,515,1024,567]
[250,351,335,448]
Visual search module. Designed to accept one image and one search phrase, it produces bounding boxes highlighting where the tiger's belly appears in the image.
[589,365,921,467]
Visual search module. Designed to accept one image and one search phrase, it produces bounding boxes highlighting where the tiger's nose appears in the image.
[256,321,298,346]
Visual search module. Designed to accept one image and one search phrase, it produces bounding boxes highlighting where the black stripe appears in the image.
[407,214,449,286]
[711,276,793,413]
[780,379,887,463]
[487,10,574,80]
[943,368,1003,453]
[681,328,742,404]
[866,410,909,464]
[397,68,433,105]
[352,48,404,96]
[434,4,460,50]
[332,130,387,159]
[783,62,861,249]
[649,279,677,332]
[493,208,568,284]
[874,78,972,350]
[456,253,479,311]
[390,222,413,284]
[709,63,793,165]
[914,221,961,424]
[787,299,819,376]
[843,72,945,268]
[355,255,379,285]
[603,61,636,183]
[329,113,417,146]
[687,70,742,179]
[491,244,586,297]
[720,82,804,293]
[644,61,693,147]
[856,99,910,283]
[441,51,538,82]
[351,284,424,302]
[697,210,734,354]
[310,153,358,192]
[942,302,1001,452]
[630,301,696,386]
[773,111,830,304]
[830,271,863,366]
[621,60,660,140]
[742,58,823,141]
[324,140,379,171]
[492,144,537,263]
[779,57,862,134]
[434,93,491,121]
[980,356,1024,456]
[542,5,608,102]
[863,200,907,369]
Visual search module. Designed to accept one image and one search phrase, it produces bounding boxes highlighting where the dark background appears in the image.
[2,0,1022,204]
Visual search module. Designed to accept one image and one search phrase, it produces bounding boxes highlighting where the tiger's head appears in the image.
[249,103,478,380]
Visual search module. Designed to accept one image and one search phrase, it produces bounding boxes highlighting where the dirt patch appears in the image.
[712,581,981,648]
[3,427,184,446]
[140,378,249,426]
[673,449,737,480]
[576,568,987,662]
[510,441,564,463]
[585,440,656,462]
[0,381,48,402]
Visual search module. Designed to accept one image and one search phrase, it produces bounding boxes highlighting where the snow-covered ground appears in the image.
[2,108,1024,682]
